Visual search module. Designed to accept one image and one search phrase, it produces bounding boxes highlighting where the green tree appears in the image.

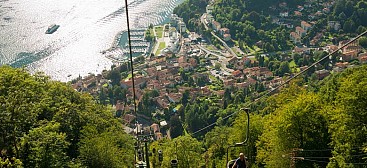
[320,66,367,167]
[0,66,134,166]
[334,0,346,15]
[79,126,134,168]
[98,89,108,105]
[257,92,329,168]
[107,69,122,86]
[214,63,222,70]
[265,42,275,52]
[0,157,22,168]
[20,122,70,168]
[278,62,290,76]
[359,36,367,48]
[181,90,190,106]
[204,126,233,167]
[145,29,154,42]
[184,103,201,132]
[173,0,208,30]
[224,88,232,102]
[113,86,126,103]
[343,19,355,33]
[153,135,203,168]
[170,115,184,139]
[0,67,46,158]
[292,53,301,66]
[138,90,159,117]
[338,12,346,20]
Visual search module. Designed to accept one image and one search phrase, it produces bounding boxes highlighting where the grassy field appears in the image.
[155,26,163,38]
[155,42,166,55]
[149,28,154,37]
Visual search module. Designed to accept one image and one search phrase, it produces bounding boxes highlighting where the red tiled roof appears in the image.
[232,70,242,77]
[212,21,221,27]
[116,101,125,111]
[220,28,229,32]
[123,114,136,124]
[178,56,186,63]
[359,56,367,62]
[223,34,231,38]
[296,26,305,33]
[301,21,312,28]
[294,11,302,16]
[290,32,300,39]
[151,123,160,133]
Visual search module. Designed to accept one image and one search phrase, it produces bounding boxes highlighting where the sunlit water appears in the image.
[0,0,183,81]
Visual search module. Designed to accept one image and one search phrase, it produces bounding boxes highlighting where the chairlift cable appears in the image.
[124,0,143,165]
[124,0,139,127]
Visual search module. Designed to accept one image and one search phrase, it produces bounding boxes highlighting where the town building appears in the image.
[328,21,341,31]
[212,21,221,32]
[301,21,312,31]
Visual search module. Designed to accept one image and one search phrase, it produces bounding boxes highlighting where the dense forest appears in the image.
[329,0,367,33]
[173,0,208,32]
[212,0,294,48]
[2,64,367,167]
[0,66,134,167]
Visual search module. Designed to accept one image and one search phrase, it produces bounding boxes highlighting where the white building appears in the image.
[328,21,341,31]
[178,20,187,33]
[206,5,214,14]
[280,12,289,17]
[170,14,186,33]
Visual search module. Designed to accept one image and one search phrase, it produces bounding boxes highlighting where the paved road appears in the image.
[201,13,209,30]
[197,44,233,76]
[210,32,237,57]
[197,45,223,58]
[201,13,237,57]
[152,26,160,55]
[246,50,293,59]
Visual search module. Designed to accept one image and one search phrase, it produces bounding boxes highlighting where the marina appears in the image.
[102,29,152,64]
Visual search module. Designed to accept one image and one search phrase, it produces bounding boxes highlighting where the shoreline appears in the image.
[102,28,152,64]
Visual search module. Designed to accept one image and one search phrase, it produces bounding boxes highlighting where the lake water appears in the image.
[0,0,183,81]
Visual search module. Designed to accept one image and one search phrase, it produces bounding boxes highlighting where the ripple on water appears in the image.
[1,0,184,81]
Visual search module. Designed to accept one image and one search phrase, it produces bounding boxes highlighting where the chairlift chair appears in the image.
[226,108,250,167]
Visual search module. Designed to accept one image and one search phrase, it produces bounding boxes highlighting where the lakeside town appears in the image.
[70,0,367,140]
[3,0,367,167]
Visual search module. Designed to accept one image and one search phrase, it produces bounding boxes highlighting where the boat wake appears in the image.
[7,0,184,80]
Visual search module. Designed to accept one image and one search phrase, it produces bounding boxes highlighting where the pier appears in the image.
[103,28,152,63]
